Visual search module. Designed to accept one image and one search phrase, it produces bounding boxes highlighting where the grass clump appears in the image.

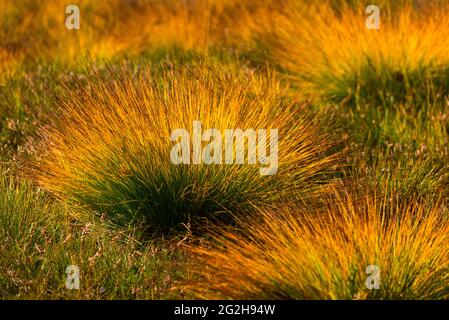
[190,189,449,299]
[264,3,449,106]
[31,62,337,232]
[262,2,449,202]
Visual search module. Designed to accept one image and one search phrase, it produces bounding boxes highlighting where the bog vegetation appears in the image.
[1,0,449,299]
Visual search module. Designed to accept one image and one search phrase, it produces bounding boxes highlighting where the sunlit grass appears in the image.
[0,0,273,79]
[31,62,338,232]
[265,2,449,105]
[2,0,449,300]
[190,188,449,299]
[261,1,449,202]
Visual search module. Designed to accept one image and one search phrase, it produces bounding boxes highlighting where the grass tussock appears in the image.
[31,63,337,232]
[190,189,449,299]
[265,2,449,105]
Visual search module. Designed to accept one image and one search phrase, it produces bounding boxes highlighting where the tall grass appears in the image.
[190,189,449,299]
[262,1,449,202]
[31,63,337,232]
[264,2,449,105]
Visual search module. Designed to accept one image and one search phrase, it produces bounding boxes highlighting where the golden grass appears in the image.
[190,188,449,299]
[264,2,449,100]
[0,0,275,79]
[110,0,269,53]
[0,165,195,299]
[0,48,17,83]
[2,0,449,300]
[3,1,448,82]
[31,63,337,230]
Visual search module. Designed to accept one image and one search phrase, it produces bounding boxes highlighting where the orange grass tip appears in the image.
[190,191,449,299]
